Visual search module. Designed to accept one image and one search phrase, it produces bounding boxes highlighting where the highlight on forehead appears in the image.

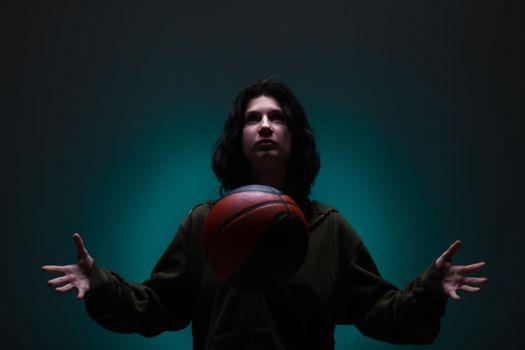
[244,95,283,115]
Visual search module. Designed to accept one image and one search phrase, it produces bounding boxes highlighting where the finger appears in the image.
[464,277,488,284]
[47,276,69,286]
[458,261,486,274]
[77,289,85,299]
[449,289,461,301]
[459,285,481,293]
[55,283,74,293]
[440,240,462,263]
[41,265,67,273]
[72,233,89,259]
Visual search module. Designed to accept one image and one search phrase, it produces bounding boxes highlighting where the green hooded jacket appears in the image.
[85,200,448,349]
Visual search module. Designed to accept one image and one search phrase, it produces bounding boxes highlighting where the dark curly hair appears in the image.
[212,78,321,206]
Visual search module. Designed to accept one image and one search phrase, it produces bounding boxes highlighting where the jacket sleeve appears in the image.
[332,212,449,344]
[83,214,193,337]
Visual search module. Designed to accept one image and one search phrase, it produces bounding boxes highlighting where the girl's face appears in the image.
[242,95,292,171]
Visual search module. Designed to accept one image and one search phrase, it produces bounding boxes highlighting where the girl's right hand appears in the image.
[42,233,94,299]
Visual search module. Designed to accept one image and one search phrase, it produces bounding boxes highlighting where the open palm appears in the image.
[42,233,94,299]
[435,240,487,301]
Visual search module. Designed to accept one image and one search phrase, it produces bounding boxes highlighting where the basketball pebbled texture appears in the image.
[202,184,309,291]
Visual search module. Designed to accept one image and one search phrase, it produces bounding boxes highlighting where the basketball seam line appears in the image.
[205,199,297,254]
[208,209,296,281]
[279,194,291,214]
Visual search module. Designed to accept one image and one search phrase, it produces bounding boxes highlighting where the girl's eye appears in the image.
[245,113,260,124]
[269,111,285,122]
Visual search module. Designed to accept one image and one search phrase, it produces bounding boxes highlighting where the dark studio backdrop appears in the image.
[3,1,524,349]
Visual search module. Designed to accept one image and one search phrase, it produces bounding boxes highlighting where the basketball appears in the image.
[202,184,309,291]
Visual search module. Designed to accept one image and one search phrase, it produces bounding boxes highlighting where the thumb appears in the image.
[436,240,462,269]
[72,233,89,259]
[441,240,461,261]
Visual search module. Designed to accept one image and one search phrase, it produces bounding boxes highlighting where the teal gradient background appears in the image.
[3,1,523,349]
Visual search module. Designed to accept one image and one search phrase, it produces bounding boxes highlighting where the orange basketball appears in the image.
[202,184,309,291]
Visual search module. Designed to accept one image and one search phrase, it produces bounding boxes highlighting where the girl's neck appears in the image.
[249,165,287,190]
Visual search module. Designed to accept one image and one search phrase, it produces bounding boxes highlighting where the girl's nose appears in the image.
[258,116,273,135]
